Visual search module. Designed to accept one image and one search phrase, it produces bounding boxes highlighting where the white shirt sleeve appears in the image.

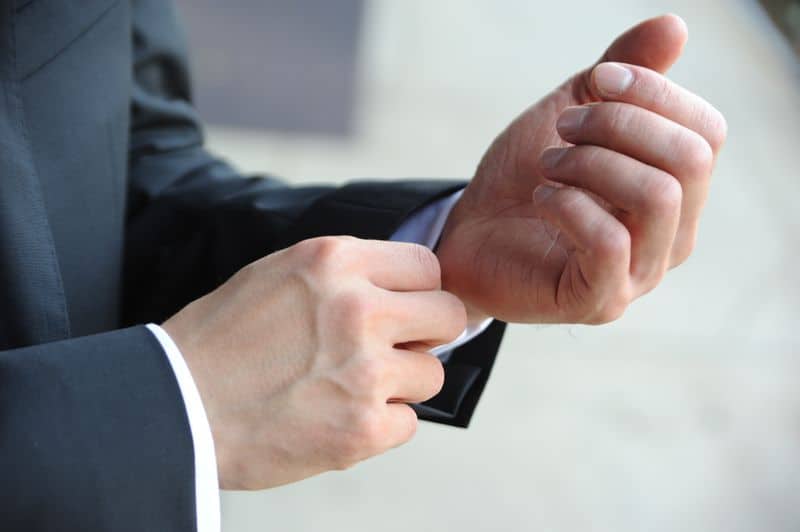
[145,324,220,532]
[144,188,491,532]
[389,189,494,363]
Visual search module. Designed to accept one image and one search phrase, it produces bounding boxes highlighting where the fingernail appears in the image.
[593,63,634,96]
[540,148,567,170]
[533,185,557,204]
[557,106,590,137]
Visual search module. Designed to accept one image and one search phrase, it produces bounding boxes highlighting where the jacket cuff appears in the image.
[0,326,196,531]
[413,320,507,428]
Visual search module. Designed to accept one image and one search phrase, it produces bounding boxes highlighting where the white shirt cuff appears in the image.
[389,189,494,362]
[146,323,220,532]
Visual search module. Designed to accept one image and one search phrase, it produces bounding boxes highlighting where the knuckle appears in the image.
[331,406,381,470]
[566,145,601,176]
[296,236,350,274]
[593,226,631,261]
[644,173,682,216]
[349,356,385,395]
[680,134,714,178]
[409,354,446,403]
[647,270,667,292]
[703,106,728,152]
[426,359,446,399]
[598,103,632,138]
[396,407,420,444]
[552,188,583,219]
[334,289,375,333]
[671,232,698,267]
[714,112,728,150]
[581,145,606,168]
[632,265,667,294]
[349,407,384,451]
[588,300,628,325]
[409,244,441,286]
[582,287,632,324]
[441,293,468,341]
[652,76,676,107]
[233,260,259,285]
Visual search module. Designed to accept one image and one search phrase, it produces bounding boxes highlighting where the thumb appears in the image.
[598,13,689,73]
[572,14,688,102]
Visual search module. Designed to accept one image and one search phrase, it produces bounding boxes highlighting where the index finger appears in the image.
[590,62,727,153]
[358,239,442,292]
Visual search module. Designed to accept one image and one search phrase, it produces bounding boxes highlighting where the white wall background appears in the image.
[205,1,800,530]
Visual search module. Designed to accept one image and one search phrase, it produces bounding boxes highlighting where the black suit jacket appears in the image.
[0,1,505,530]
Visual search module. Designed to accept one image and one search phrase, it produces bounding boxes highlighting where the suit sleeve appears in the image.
[123,0,505,427]
[0,326,197,531]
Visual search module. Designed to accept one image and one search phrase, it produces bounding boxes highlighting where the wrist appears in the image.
[436,197,491,326]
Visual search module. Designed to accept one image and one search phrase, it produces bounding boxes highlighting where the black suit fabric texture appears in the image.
[0,1,505,530]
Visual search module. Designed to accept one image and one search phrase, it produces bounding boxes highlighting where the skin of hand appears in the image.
[162,236,466,490]
[436,14,728,325]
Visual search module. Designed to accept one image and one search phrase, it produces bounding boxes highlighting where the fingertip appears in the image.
[659,14,689,58]
[556,105,591,139]
[711,106,729,151]
[539,146,569,171]
[604,13,689,73]
[386,403,419,449]
[533,184,558,205]
[592,62,635,98]
[662,13,689,42]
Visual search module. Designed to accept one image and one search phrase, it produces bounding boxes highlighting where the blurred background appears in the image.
[174,1,800,531]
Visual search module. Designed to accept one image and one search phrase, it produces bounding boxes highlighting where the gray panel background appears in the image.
[175,0,364,135]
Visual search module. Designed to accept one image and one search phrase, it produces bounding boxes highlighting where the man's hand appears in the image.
[437,14,727,324]
[162,236,466,489]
